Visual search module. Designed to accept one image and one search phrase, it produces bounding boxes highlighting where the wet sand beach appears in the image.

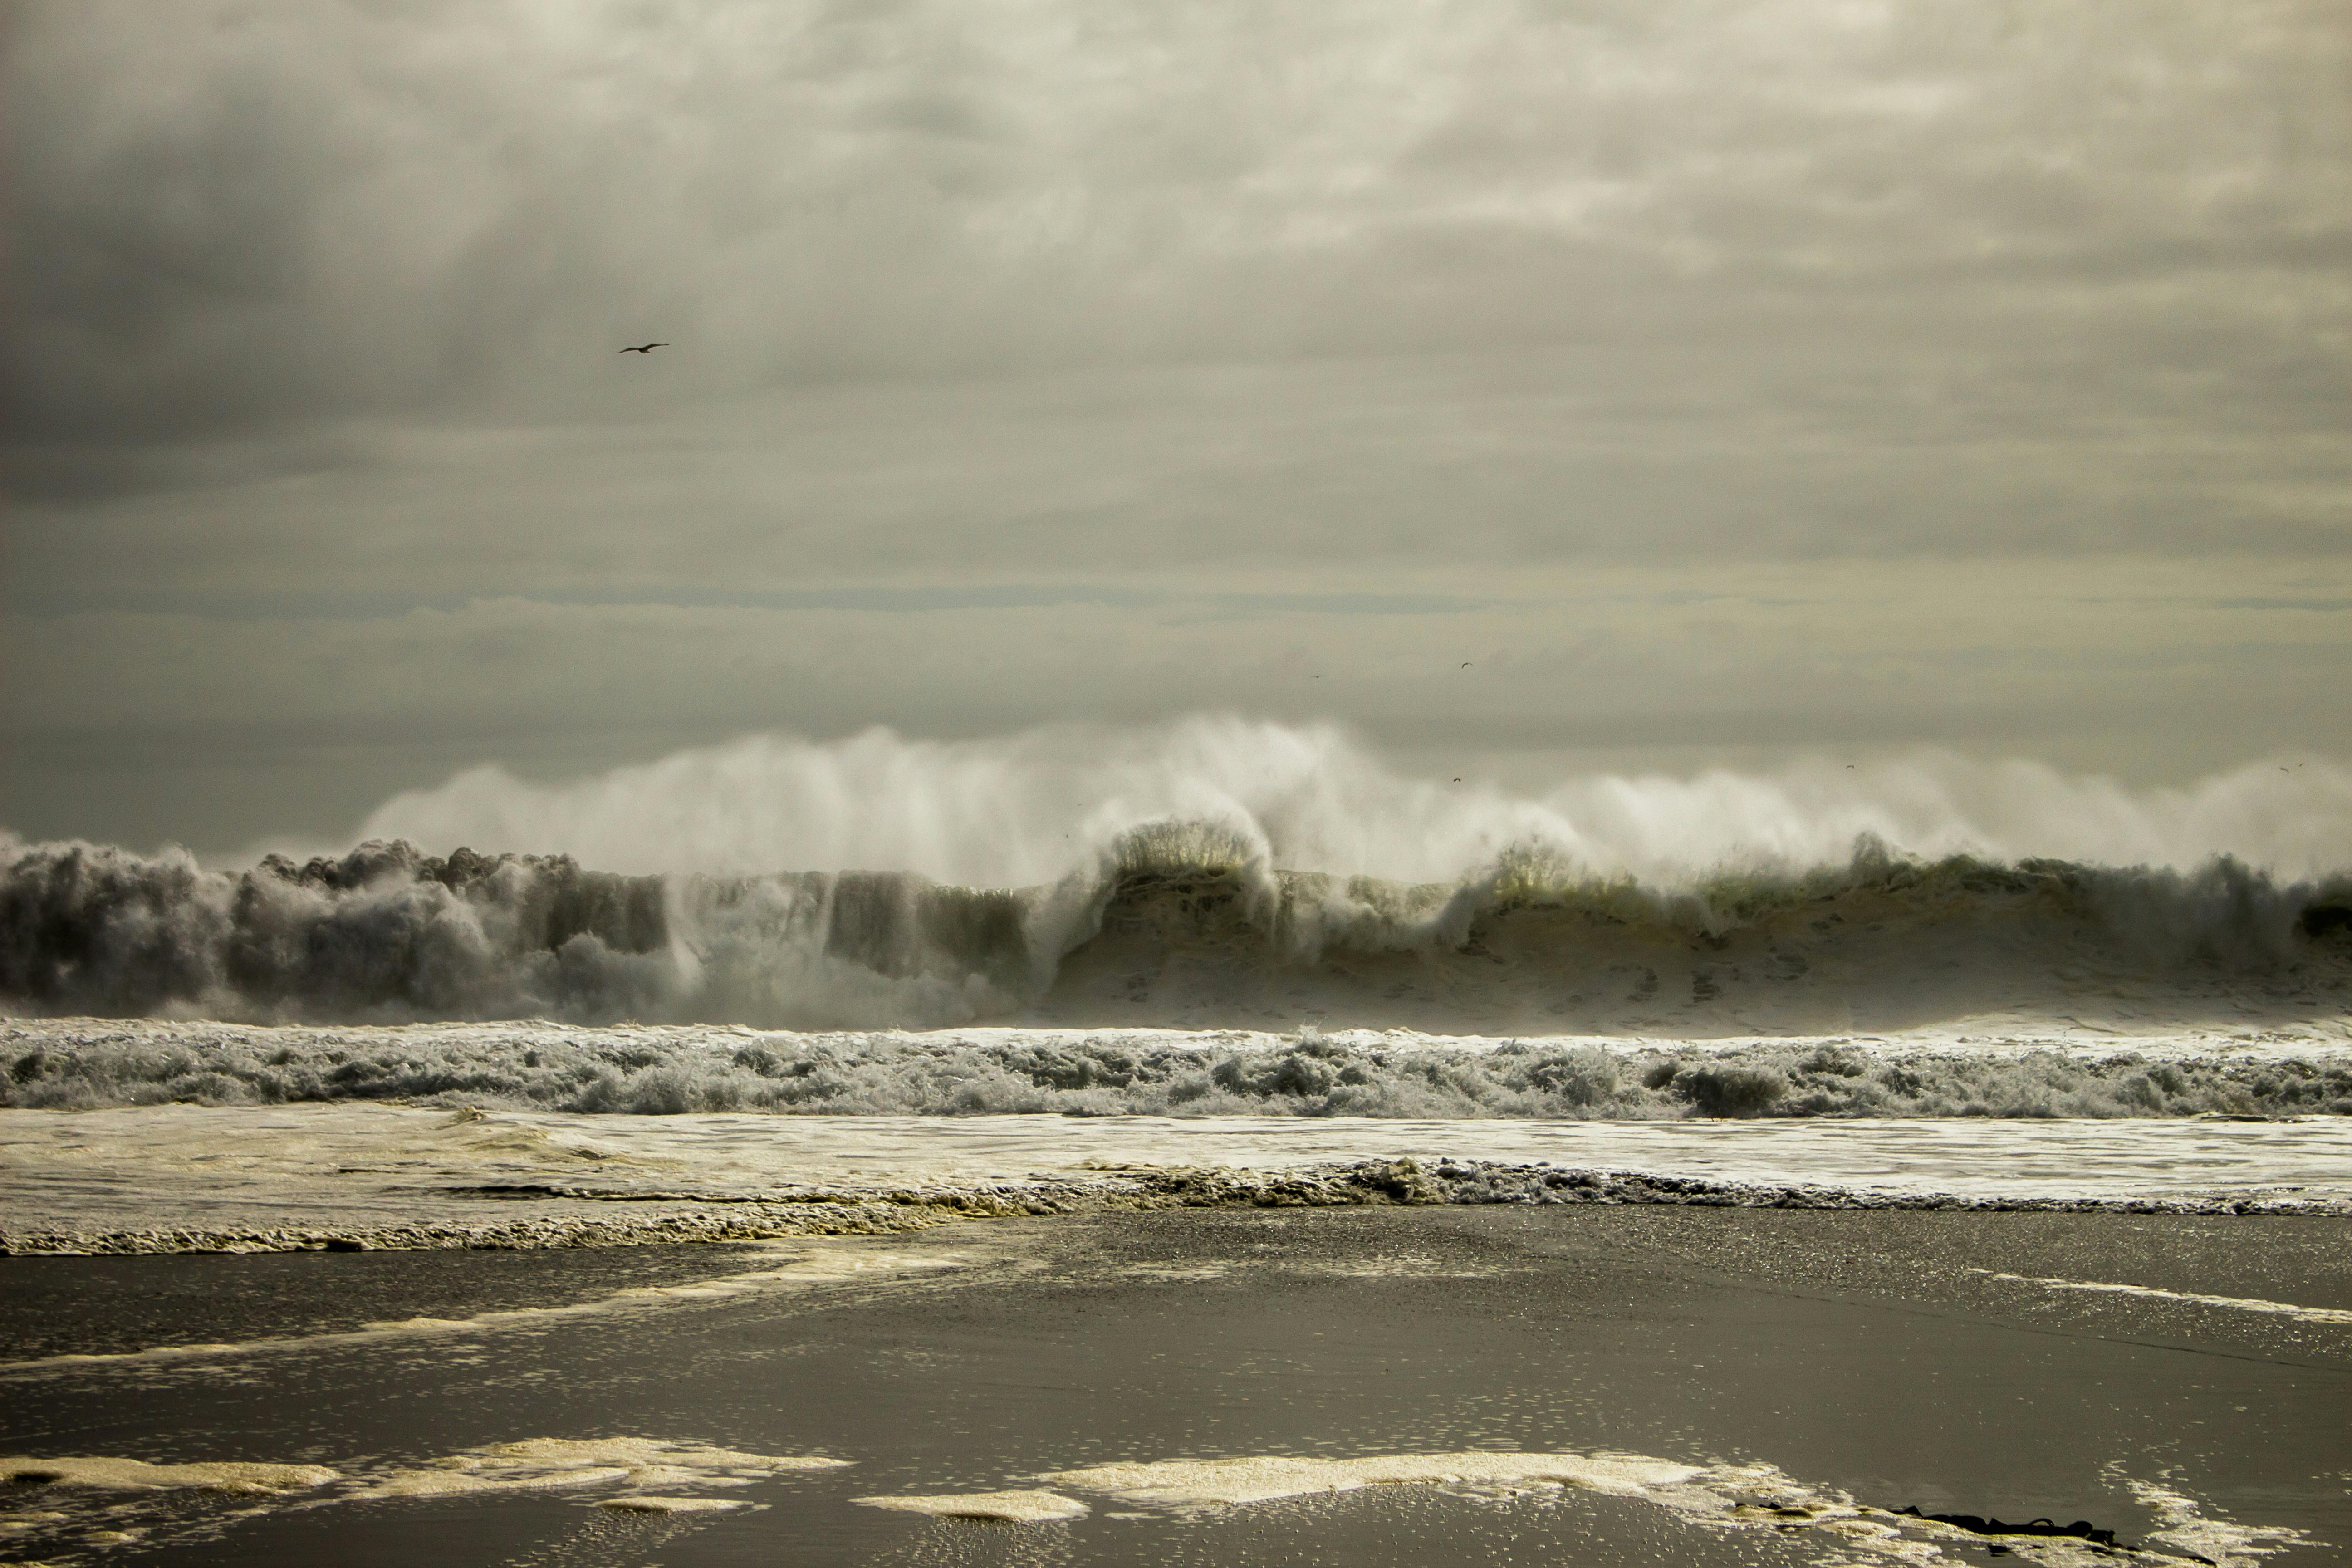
[5,1204,2346,1567]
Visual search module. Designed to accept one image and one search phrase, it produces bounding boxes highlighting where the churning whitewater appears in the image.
[3,722,2349,1039]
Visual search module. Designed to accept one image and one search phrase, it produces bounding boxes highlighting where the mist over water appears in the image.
[3,719,2348,1036]
[351,718,2352,885]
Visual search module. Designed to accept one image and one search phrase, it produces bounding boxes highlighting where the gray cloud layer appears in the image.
[13,2,2345,470]
[3,0,2347,851]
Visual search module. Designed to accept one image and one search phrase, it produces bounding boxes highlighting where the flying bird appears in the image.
[618,343,669,354]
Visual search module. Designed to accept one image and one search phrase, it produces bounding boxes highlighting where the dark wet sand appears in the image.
[4,1207,2347,1566]
[0,1242,778,1362]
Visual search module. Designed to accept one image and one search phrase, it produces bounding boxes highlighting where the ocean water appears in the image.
[5,737,2349,1214]
[5,736,2347,1137]
[5,740,2350,1566]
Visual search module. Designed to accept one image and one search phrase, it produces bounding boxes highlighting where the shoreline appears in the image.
[4,1204,2346,1566]
[10,1154,2349,1258]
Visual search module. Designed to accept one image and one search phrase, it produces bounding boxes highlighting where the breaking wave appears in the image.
[2,825,2348,1035]
[5,723,2348,1034]
[6,1018,2350,1118]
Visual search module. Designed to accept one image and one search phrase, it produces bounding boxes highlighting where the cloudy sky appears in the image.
[4,0,2347,859]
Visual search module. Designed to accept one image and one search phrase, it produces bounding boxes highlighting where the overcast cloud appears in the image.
[3,0,2346,856]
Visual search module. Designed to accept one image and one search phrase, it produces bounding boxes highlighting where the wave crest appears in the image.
[3,828,2347,1031]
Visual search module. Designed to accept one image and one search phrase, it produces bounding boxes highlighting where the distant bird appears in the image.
[1452,777,1462,783]
[1460,662,1472,668]
[618,343,669,354]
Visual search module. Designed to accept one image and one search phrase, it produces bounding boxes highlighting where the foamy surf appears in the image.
[7,1102,2348,1262]
[6,1019,2347,1121]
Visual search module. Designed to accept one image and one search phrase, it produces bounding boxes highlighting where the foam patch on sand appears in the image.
[1018,1449,2315,1566]
[1040,1450,1716,1510]
[2122,1475,2317,1567]
[3,1442,2317,1566]
[0,1456,339,1494]
[595,1494,758,1514]
[1976,1270,2352,1326]
[359,1437,846,1499]
[0,1240,965,1376]
[1306,1254,1508,1280]
[0,1436,842,1553]
[856,1489,1090,1522]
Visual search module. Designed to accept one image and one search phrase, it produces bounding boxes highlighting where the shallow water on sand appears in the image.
[3,1207,2345,1567]
[7,1105,2348,1243]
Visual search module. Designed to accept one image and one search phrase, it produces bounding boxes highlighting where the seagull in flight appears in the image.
[618,342,669,354]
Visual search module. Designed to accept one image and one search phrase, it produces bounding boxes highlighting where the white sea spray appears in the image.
[5,729,2348,1034]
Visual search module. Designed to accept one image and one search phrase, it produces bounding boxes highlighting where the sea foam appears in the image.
[6,1019,2346,1119]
